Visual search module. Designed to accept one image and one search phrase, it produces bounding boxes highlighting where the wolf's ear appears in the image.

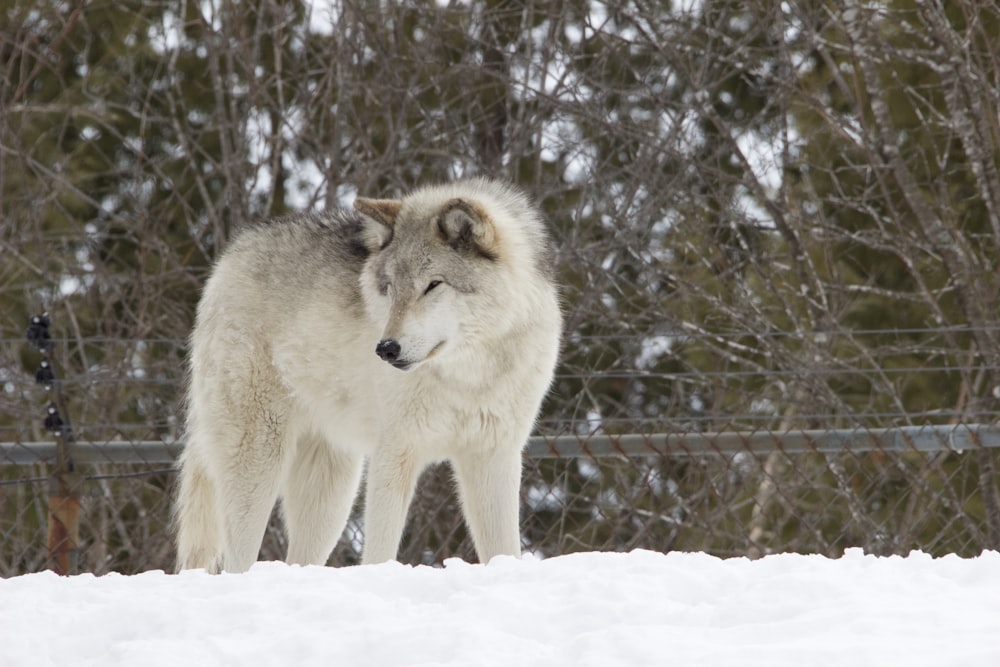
[436,198,499,260]
[354,197,402,250]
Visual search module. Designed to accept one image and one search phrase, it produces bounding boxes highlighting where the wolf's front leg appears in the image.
[361,447,422,564]
[451,445,523,563]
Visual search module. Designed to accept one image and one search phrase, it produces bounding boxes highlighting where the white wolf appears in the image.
[174,178,562,572]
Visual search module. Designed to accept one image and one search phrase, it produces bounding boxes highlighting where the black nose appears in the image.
[375,339,401,362]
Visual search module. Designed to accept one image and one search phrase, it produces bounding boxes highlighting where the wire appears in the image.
[0,468,176,487]
[2,325,998,348]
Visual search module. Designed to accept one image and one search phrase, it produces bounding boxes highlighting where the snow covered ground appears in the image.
[3,549,998,666]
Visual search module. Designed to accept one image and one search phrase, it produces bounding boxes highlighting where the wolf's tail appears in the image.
[173,449,223,573]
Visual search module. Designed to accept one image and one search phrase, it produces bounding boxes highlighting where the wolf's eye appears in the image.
[424,280,442,295]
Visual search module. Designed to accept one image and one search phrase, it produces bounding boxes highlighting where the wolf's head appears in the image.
[354,178,553,372]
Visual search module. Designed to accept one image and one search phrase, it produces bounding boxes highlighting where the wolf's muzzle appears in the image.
[375,339,410,369]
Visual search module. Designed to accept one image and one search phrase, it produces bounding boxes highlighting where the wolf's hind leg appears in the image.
[214,421,290,573]
[361,448,422,564]
[282,433,364,566]
[451,445,523,563]
[174,450,224,573]
[217,460,284,573]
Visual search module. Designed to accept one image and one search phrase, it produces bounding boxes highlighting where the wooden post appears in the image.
[48,471,81,575]
[29,313,81,575]
[46,375,81,575]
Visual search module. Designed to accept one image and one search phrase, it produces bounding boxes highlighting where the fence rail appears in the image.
[3,424,1000,467]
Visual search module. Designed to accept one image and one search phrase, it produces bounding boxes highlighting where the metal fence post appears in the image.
[28,314,81,575]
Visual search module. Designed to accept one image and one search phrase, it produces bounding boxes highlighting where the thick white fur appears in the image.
[174,179,562,572]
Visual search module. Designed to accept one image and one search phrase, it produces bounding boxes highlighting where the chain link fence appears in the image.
[3,1,1000,574]
[2,332,999,575]
[3,427,1000,575]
